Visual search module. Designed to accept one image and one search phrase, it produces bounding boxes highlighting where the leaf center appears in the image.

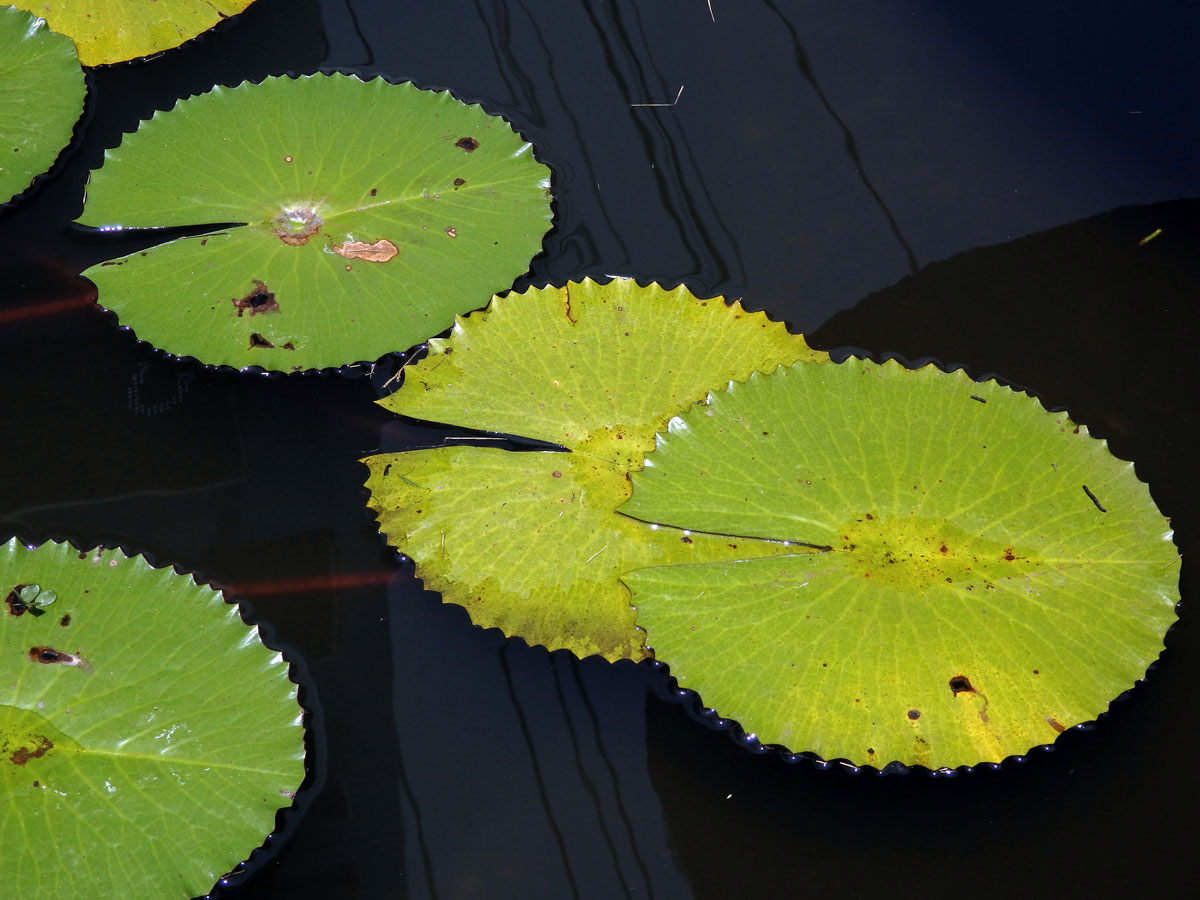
[832,513,1042,589]
[272,205,324,246]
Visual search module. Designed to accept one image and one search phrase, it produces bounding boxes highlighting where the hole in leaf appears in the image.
[231,280,278,317]
[949,675,974,694]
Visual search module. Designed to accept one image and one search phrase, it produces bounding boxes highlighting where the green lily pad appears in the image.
[0,6,86,206]
[10,0,258,66]
[621,358,1179,768]
[1,539,305,897]
[363,278,827,660]
[79,73,552,371]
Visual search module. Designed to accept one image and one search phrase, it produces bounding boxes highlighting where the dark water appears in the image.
[1,1,1198,897]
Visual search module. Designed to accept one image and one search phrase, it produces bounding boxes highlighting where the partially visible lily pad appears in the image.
[0,6,86,206]
[621,358,1179,768]
[10,0,257,66]
[0,539,305,897]
[363,278,827,660]
[79,73,552,371]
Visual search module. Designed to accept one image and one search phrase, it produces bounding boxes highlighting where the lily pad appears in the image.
[79,73,552,371]
[10,0,257,66]
[363,278,827,660]
[0,539,305,897]
[621,358,1179,768]
[0,5,86,205]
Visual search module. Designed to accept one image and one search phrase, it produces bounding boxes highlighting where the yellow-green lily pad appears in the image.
[363,278,827,660]
[621,358,1179,768]
[10,0,258,66]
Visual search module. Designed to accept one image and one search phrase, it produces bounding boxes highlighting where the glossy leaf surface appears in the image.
[79,74,551,371]
[0,6,85,205]
[0,539,304,897]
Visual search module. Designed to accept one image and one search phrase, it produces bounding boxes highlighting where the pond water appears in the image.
[1,1,1198,897]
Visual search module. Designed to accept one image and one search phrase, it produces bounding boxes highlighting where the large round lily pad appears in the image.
[621,358,1179,768]
[10,1,258,66]
[363,278,826,660]
[0,539,305,897]
[79,73,552,371]
[0,5,86,206]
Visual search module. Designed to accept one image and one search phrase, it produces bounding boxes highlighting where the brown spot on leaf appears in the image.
[681,536,693,544]
[282,341,295,351]
[249,333,275,349]
[455,137,479,151]
[1003,547,1017,561]
[5,587,27,616]
[551,471,563,478]
[453,178,466,187]
[444,226,458,238]
[907,709,921,720]
[10,735,52,766]
[28,646,91,673]
[369,188,378,197]
[231,280,278,317]
[1045,717,1066,733]
[59,615,71,627]
[333,239,398,262]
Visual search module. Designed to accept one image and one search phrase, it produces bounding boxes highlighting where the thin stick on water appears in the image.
[630,85,685,108]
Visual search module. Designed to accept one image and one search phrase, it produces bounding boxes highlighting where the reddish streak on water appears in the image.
[0,294,94,326]
[225,569,399,597]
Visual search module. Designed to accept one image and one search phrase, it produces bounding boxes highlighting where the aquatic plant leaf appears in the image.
[0,6,85,205]
[79,73,551,371]
[0,539,304,897]
[364,278,826,660]
[621,359,1179,768]
[10,0,257,66]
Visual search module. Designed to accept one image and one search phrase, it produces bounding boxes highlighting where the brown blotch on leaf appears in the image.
[282,341,296,351]
[334,239,399,263]
[455,136,479,151]
[5,586,28,616]
[28,646,91,673]
[30,646,73,664]
[231,280,278,317]
[949,675,974,694]
[249,333,275,350]
[10,735,53,767]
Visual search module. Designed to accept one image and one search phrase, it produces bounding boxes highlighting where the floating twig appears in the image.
[631,85,685,108]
